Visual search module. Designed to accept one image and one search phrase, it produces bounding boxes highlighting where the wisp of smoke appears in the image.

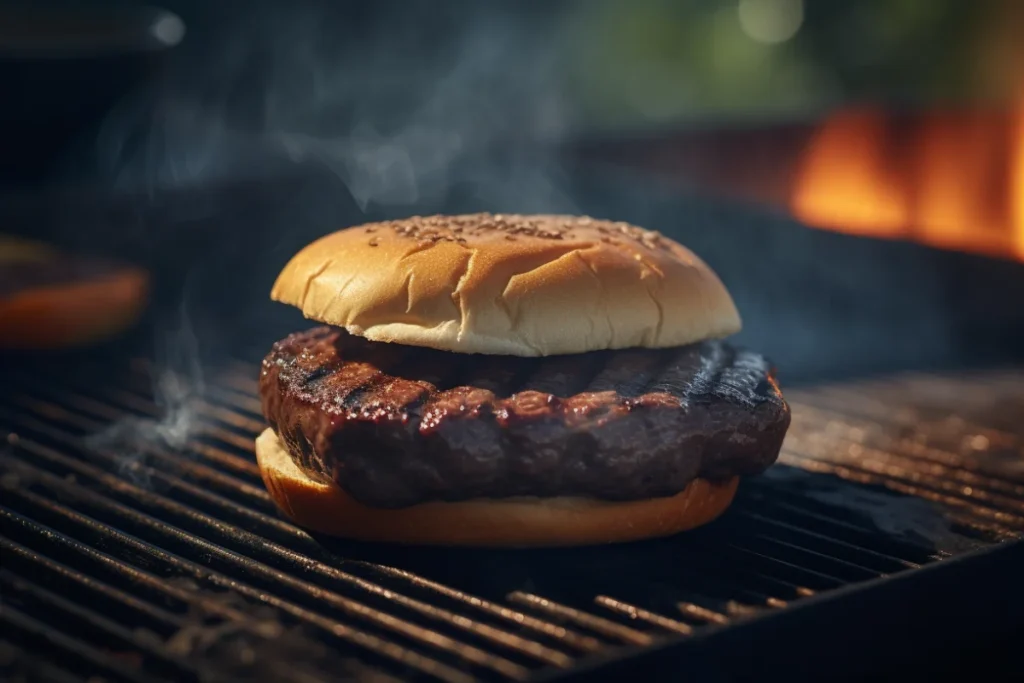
[94,2,578,213]
[85,303,205,486]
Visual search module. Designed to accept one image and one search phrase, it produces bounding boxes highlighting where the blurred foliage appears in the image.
[559,0,1021,130]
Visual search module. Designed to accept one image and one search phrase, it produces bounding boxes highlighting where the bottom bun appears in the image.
[256,428,739,547]
[0,264,148,350]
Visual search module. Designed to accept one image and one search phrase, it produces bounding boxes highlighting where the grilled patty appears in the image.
[259,327,790,508]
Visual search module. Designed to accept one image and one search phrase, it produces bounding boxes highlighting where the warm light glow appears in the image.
[792,104,1024,262]
[737,0,804,45]
[1013,102,1024,260]
[789,109,910,235]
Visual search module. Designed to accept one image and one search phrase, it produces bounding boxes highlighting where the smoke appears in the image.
[148,302,207,448]
[85,302,206,485]
[94,2,578,212]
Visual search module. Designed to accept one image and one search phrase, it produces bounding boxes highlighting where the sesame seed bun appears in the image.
[255,428,739,547]
[270,214,740,357]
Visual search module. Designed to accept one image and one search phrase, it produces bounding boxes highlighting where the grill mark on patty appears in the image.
[338,341,414,413]
[340,372,388,411]
[634,348,683,399]
[318,363,379,410]
[647,345,704,399]
[700,343,731,395]
[261,327,791,507]
[300,363,336,391]
[708,345,758,406]
[358,347,434,418]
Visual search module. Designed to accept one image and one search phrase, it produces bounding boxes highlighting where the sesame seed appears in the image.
[352,213,671,252]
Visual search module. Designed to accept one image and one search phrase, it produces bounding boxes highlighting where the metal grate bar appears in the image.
[675,603,729,626]
[206,383,265,417]
[198,400,270,436]
[505,594,651,647]
[591,598,693,636]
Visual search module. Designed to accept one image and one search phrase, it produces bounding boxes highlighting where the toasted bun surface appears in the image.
[256,428,738,547]
[271,214,740,356]
[0,237,148,350]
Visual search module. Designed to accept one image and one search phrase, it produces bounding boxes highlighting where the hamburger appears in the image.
[256,214,790,547]
[0,235,149,350]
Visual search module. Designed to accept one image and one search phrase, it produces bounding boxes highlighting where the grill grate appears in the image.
[1,356,1022,682]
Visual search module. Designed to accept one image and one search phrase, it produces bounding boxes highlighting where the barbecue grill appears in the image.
[2,347,1023,683]
[2,160,1024,681]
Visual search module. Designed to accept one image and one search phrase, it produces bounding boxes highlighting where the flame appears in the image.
[1014,104,1024,259]
[791,104,1024,262]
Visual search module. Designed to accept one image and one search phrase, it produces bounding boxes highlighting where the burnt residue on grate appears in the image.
[0,356,1022,682]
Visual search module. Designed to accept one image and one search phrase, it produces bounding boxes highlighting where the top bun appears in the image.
[271,214,740,357]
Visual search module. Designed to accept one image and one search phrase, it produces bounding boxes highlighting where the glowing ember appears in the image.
[791,104,1024,262]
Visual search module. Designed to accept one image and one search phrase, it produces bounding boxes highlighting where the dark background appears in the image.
[2,0,1022,385]
[3,0,1022,190]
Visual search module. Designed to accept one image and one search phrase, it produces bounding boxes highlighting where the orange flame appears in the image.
[791,105,1024,262]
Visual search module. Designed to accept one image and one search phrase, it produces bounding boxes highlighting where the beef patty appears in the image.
[260,327,790,508]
